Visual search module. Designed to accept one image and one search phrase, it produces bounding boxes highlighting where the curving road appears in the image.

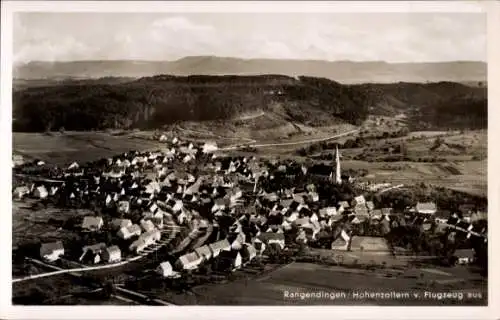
[220,129,359,150]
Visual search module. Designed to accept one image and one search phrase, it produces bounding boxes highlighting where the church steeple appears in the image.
[330,144,342,184]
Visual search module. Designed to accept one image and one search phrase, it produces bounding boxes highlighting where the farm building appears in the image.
[139,229,161,246]
[240,244,257,264]
[34,185,49,199]
[208,239,231,258]
[110,218,132,231]
[319,207,337,217]
[331,230,351,251]
[415,202,437,215]
[351,195,366,208]
[40,241,65,262]
[140,219,156,233]
[175,252,203,271]
[252,239,266,256]
[194,245,212,261]
[129,239,147,253]
[117,224,142,240]
[229,233,246,250]
[216,250,243,272]
[257,232,285,250]
[157,261,178,278]
[80,243,107,264]
[81,216,104,231]
[13,186,30,199]
[454,249,475,265]
[102,245,121,263]
[117,201,130,214]
[202,142,218,154]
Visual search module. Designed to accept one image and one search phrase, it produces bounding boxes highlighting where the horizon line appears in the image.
[14,56,488,65]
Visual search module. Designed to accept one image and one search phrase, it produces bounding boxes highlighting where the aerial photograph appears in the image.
[10,8,487,306]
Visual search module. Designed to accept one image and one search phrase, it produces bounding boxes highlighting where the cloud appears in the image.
[12,12,486,62]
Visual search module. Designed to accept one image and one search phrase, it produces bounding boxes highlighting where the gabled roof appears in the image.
[258,232,285,242]
[209,239,231,252]
[416,202,437,213]
[40,241,64,254]
[194,245,212,258]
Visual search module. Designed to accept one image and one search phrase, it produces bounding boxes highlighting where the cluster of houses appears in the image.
[15,135,487,272]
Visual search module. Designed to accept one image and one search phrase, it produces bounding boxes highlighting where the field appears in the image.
[12,199,94,250]
[173,262,486,306]
[312,129,487,197]
[13,131,165,166]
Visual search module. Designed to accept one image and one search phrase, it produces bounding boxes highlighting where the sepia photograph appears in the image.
[1,1,498,318]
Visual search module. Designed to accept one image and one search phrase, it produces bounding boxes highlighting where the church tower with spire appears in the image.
[330,144,342,184]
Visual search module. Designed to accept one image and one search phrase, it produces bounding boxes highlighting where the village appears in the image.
[11,134,488,303]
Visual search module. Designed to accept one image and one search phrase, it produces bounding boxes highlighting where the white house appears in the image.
[208,239,231,258]
[157,261,179,278]
[13,186,30,199]
[194,245,212,261]
[140,219,156,233]
[110,218,132,231]
[117,224,142,240]
[34,186,49,199]
[129,239,147,253]
[117,201,130,214]
[81,216,104,231]
[175,252,203,271]
[102,245,121,263]
[202,142,218,154]
[319,207,337,217]
[40,241,64,262]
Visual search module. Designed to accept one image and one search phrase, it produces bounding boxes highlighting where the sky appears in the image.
[13,12,486,63]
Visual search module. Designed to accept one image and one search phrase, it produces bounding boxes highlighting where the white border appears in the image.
[1,1,498,320]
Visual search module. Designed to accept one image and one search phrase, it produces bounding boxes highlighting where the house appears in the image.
[371,209,383,220]
[302,221,321,241]
[202,142,218,154]
[366,201,375,211]
[240,244,257,264]
[415,202,437,215]
[129,239,147,253]
[216,250,243,272]
[117,224,142,240]
[351,195,366,208]
[175,252,203,271]
[229,233,246,250]
[331,229,351,251]
[102,245,121,263]
[381,208,393,216]
[140,219,156,233]
[40,241,64,262]
[253,239,267,256]
[338,201,350,213]
[194,245,213,261]
[208,239,231,258]
[139,229,161,246]
[13,186,30,199]
[81,216,104,231]
[319,207,337,217]
[80,243,106,264]
[34,185,49,199]
[110,218,132,231]
[454,249,475,265]
[257,232,286,250]
[117,201,130,214]
[157,261,178,278]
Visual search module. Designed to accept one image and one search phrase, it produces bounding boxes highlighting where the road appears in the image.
[220,129,359,150]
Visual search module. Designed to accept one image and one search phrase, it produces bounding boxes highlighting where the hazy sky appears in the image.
[13,12,486,63]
